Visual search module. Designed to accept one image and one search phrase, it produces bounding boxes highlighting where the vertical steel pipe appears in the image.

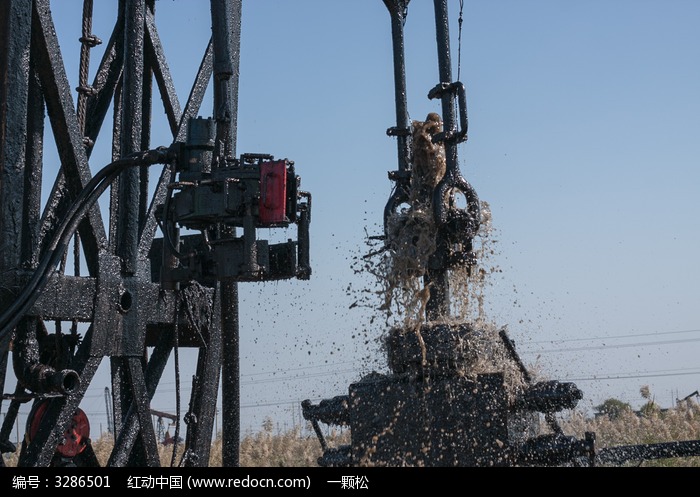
[382,0,413,238]
[384,0,411,173]
[211,0,242,468]
[425,0,456,321]
[0,0,32,457]
[117,0,145,275]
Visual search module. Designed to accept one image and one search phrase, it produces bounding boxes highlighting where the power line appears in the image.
[240,360,361,378]
[516,328,700,354]
[520,336,700,355]
[71,332,698,395]
[242,368,359,386]
[525,328,700,346]
[564,368,700,383]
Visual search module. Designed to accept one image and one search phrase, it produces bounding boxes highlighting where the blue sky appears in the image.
[12,0,700,440]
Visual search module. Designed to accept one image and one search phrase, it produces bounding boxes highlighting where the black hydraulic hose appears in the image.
[0,146,175,341]
[1,172,117,338]
[158,161,191,260]
[9,168,120,394]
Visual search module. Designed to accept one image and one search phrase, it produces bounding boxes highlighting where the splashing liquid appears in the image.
[357,114,527,400]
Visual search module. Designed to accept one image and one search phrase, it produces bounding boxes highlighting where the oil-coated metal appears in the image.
[0,0,252,468]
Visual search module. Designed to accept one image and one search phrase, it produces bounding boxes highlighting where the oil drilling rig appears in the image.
[2,0,700,469]
[301,0,700,467]
[301,0,591,467]
[0,0,310,467]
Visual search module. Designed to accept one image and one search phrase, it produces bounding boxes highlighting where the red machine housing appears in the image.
[259,160,288,225]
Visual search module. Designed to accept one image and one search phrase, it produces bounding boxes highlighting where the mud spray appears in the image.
[353,113,530,407]
[301,112,595,467]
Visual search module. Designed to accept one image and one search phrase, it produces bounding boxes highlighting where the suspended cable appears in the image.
[456,0,464,82]
[170,290,182,467]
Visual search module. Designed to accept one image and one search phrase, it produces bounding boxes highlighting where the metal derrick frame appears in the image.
[0,0,243,467]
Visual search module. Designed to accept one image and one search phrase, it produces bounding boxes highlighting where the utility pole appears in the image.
[104,387,114,436]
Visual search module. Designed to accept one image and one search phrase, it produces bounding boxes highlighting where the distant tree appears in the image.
[596,398,632,419]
